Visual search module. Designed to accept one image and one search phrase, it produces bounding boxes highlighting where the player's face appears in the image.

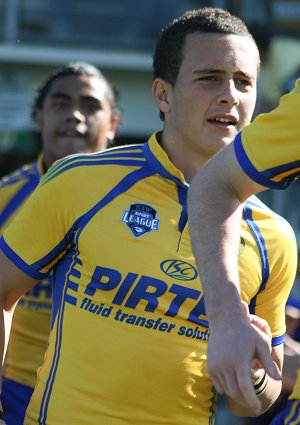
[157,32,259,169]
[36,75,119,169]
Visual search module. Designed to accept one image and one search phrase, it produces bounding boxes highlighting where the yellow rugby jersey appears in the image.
[0,156,52,387]
[234,79,300,188]
[290,369,300,400]
[1,133,297,425]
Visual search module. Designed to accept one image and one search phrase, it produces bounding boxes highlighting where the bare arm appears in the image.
[188,143,281,413]
[0,248,38,374]
[188,143,266,313]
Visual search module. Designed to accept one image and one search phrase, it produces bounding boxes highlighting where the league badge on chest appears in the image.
[121,203,160,238]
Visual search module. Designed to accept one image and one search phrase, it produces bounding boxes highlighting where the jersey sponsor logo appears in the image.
[121,203,160,237]
[160,259,198,281]
[72,264,208,327]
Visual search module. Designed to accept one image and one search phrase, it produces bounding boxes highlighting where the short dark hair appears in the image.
[32,61,120,120]
[153,7,258,87]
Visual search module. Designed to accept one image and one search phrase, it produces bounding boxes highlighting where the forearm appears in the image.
[227,371,282,417]
[188,143,265,321]
[188,154,245,321]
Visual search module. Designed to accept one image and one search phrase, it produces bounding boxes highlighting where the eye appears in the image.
[82,101,102,113]
[237,78,251,87]
[197,75,220,82]
[51,99,68,110]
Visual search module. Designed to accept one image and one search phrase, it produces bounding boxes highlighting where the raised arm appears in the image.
[187,142,281,413]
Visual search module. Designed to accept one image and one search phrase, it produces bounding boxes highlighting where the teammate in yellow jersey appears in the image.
[0,61,120,425]
[188,78,300,421]
[0,8,297,425]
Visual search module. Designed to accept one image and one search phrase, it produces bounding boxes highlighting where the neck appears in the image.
[159,131,208,183]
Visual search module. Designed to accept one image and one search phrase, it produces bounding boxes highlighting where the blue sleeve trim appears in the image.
[0,237,47,280]
[272,334,285,347]
[234,133,288,190]
[243,203,270,293]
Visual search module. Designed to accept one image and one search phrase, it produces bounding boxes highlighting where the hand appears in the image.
[247,306,272,385]
[207,301,281,414]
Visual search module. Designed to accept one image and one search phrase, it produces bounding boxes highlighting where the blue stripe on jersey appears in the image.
[288,400,300,424]
[234,133,291,189]
[243,202,270,309]
[43,159,147,185]
[97,145,144,158]
[177,186,188,233]
[143,142,188,189]
[272,400,300,425]
[95,152,144,159]
[0,161,36,188]
[109,144,144,151]
[0,237,46,280]
[29,225,76,271]
[241,201,286,347]
[39,247,81,424]
[75,166,157,233]
[39,165,157,421]
[43,145,145,183]
[0,172,39,228]
[33,165,156,273]
[51,251,82,330]
[272,334,284,346]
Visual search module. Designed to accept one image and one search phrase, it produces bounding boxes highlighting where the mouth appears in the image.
[58,131,86,139]
[207,116,237,126]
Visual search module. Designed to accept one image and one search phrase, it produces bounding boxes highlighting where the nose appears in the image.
[217,81,239,106]
[66,105,85,122]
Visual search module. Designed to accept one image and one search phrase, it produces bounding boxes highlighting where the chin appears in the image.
[60,140,88,154]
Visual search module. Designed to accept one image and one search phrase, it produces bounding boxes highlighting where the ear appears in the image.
[152,78,172,116]
[106,114,120,141]
[35,109,43,132]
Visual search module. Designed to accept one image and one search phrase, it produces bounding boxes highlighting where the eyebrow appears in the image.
[193,68,253,79]
[50,92,102,103]
[194,68,224,74]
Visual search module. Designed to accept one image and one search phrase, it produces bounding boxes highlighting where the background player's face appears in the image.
[157,32,259,166]
[36,75,119,169]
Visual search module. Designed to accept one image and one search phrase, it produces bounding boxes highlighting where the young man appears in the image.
[188,80,300,422]
[0,61,120,425]
[0,8,297,425]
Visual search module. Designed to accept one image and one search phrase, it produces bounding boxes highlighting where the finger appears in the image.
[221,370,243,401]
[208,363,237,396]
[236,365,262,414]
[249,316,272,341]
[257,344,281,380]
[241,301,250,318]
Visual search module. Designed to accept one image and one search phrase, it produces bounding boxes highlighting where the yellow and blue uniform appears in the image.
[0,133,297,425]
[234,80,300,425]
[234,79,300,189]
[0,156,52,425]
